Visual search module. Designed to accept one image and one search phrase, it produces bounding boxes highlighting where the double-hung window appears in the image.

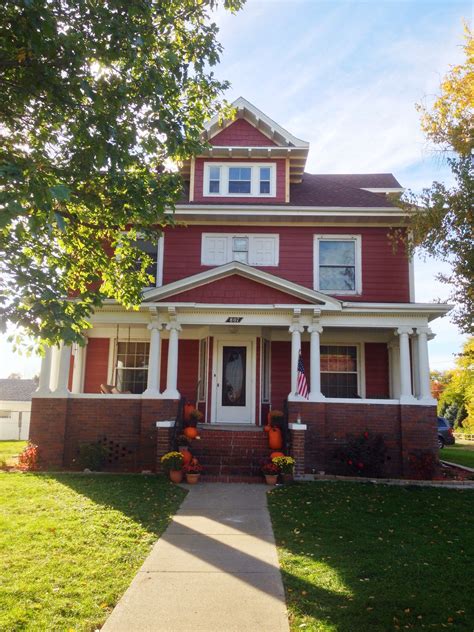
[320,345,359,398]
[115,341,150,394]
[314,235,361,294]
[201,233,279,266]
[203,163,275,197]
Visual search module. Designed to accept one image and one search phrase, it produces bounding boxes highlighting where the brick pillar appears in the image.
[400,405,438,478]
[156,420,176,473]
[29,397,68,469]
[141,399,179,472]
[289,423,307,479]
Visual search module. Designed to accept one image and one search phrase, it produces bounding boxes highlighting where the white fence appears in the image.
[454,433,474,442]
[0,403,31,440]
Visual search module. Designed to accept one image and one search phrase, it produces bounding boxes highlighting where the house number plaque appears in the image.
[226,317,243,323]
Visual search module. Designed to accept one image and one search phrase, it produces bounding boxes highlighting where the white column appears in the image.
[53,342,72,396]
[396,327,415,403]
[308,323,324,401]
[288,321,304,401]
[388,341,400,399]
[49,345,60,391]
[417,327,436,404]
[411,334,420,398]
[71,340,87,394]
[36,346,53,395]
[143,321,162,397]
[162,321,181,399]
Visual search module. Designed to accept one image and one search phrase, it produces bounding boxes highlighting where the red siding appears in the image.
[83,338,109,393]
[365,343,390,398]
[193,157,286,204]
[271,341,291,411]
[160,274,311,304]
[210,119,276,147]
[159,339,199,401]
[163,225,410,303]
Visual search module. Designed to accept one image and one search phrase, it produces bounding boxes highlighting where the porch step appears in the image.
[190,425,272,478]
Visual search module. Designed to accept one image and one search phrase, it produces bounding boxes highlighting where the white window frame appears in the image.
[203,162,276,198]
[320,343,363,399]
[201,233,279,267]
[313,235,362,295]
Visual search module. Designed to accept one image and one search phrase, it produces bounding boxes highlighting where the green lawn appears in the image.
[441,443,474,469]
[0,473,186,631]
[269,482,474,631]
[0,440,27,466]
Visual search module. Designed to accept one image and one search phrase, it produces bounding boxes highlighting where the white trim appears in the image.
[142,261,342,308]
[156,234,164,287]
[314,235,362,296]
[288,423,307,430]
[408,252,415,303]
[156,420,175,428]
[174,204,407,215]
[107,337,115,384]
[203,162,276,198]
[361,187,405,193]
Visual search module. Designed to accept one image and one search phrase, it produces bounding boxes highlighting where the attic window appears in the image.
[204,163,275,197]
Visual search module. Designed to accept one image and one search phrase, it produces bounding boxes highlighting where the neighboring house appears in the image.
[0,379,36,440]
[30,97,450,477]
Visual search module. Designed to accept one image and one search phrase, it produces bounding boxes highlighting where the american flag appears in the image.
[297,352,309,399]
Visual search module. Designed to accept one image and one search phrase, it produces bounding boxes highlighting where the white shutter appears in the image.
[250,237,277,266]
[202,236,229,265]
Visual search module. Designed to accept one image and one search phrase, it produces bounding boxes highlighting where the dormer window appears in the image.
[204,163,275,197]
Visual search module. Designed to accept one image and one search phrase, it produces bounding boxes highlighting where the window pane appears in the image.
[209,166,220,180]
[260,181,270,194]
[229,167,251,181]
[209,180,220,193]
[232,251,248,263]
[233,237,249,252]
[321,373,358,398]
[319,241,355,265]
[228,180,251,194]
[320,266,355,291]
[260,167,270,181]
[135,239,158,280]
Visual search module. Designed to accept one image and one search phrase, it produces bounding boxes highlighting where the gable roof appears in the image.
[0,379,37,401]
[143,262,342,309]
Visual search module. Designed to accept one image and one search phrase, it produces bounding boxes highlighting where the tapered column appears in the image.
[53,342,72,396]
[396,327,415,403]
[308,323,324,401]
[162,321,181,399]
[71,339,87,394]
[36,346,53,395]
[143,322,162,397]
[417,327,436,403]
[49,345,60,391]
[288,321,304,400]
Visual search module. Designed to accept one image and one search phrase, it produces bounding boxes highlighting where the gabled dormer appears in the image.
[181,97,309,204]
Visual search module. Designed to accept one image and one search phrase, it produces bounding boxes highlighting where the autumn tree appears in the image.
[0,0,244,348]
[438,338,474,430]
[396,26,473,334]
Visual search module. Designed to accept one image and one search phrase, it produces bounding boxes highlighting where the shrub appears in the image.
[333,431,387,477]
[18,443,39,471]
[78,442,109,471]
[407,451,439,480]
[160,451,184,472]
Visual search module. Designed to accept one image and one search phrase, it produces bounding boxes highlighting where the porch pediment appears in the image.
[142,262,342,309]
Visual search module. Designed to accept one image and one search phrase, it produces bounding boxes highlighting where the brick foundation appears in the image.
[30,396,178,472]
[288,401,438,478]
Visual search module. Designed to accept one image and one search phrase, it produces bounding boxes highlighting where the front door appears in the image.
[215,341,253,423]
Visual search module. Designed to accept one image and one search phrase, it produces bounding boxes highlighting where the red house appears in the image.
[30,97,450,478]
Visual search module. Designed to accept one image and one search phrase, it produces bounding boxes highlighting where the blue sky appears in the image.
[0,0,471,378]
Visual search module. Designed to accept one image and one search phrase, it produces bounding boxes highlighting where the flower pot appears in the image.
[169,470,183,484]
[185,473,200,485]
[281,473,293,484]
[264,474,278,486]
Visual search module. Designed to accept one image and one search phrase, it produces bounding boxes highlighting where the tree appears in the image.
[395,26,473,334]
[0,0,244,349]
[7,372,22,379]
[438,338,474,430]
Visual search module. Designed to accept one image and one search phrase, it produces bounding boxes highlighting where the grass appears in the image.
[0,473,186,631]
[0,440,27,466]
[268,482,474,631]
[441,443,474,469]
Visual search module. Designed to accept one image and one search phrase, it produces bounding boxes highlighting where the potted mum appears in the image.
[272,455,295,483]
[261,461,280,485]
[161,451,184,483]
[183,458,203,484]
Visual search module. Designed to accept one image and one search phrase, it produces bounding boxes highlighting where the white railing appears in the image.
[454,432,474,442]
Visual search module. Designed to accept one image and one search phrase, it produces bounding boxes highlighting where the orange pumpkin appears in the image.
[268,427,283,450]
[184,427,199,440]
[179,448,193,465]
[264,424,271,433]
[270,451,285,459]
[184,403,195,422]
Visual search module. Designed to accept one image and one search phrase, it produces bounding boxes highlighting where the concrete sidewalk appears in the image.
[102,483,290,632]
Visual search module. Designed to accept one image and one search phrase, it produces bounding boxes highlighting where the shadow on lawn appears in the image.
[43,473,186,537]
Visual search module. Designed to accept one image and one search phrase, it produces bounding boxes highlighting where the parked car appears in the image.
[437,417,455,449]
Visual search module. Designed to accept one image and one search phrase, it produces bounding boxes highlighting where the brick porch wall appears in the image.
[30,397,179,471]
[288,401,437,477]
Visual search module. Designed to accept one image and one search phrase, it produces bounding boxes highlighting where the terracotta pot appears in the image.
[264,474,278,486]
[179,447,193,465]
[186,473,200,485]
[169,470,183,484]
[281,473,294,484]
